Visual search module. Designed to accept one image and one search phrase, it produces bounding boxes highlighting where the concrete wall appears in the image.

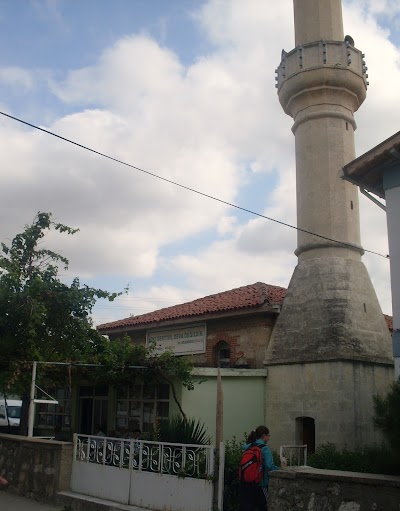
[178,368,267,442]
[0,433,72,502]
[269,467,400,511]
[265,361,393,450]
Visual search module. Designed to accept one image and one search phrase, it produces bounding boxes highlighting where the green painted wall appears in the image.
[177,373,266,443]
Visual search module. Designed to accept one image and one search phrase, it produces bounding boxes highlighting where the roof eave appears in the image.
[97,303,280,336]
[341,131,400,198]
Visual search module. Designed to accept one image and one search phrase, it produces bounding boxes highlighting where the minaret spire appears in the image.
[267,0,390,365]
[265,0,393,449]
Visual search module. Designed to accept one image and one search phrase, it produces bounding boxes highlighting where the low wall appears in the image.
[0,433,73,502]
[269,467,400,511]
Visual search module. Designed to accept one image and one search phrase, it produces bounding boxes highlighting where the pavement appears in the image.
[0,490,63,510]
[0,489,153,511]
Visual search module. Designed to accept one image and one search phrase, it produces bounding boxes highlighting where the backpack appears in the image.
[238,444,264,484]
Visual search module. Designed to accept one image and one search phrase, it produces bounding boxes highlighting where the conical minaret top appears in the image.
[294,0,344,45]
[266,0,392,365]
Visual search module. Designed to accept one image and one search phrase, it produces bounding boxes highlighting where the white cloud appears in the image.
[0,0,397,321]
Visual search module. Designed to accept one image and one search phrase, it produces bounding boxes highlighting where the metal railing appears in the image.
[73,434,214,479]
[280,444,307,467]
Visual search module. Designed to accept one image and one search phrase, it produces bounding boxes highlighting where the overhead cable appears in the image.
[0,110,389,259]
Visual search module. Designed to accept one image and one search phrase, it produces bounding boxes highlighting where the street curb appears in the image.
[57,491,152,511]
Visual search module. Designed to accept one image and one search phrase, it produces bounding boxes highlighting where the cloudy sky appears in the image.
[0,0,398,326]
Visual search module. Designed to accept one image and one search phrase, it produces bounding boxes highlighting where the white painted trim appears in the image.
[192,367,268,377]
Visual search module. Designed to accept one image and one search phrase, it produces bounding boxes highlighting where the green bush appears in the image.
[156,415,210,445]
[374,379,400,457]
[223,436,243,511]
[308,442,400,476]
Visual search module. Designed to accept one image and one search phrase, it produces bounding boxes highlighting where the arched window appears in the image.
[215,341,230,368]
[295,416,315,454]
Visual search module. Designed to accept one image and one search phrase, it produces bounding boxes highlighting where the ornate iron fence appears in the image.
[74,434,214,479]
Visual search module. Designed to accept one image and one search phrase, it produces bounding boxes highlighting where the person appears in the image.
[239,425,279,511]
[0,475,8,488]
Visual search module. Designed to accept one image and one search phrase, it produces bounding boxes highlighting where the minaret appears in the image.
[265,0,393,448]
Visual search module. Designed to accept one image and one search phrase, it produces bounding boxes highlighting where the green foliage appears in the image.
[271,448,280,466]
[223,436,243,511]
[308,442,400,476]
[0,213,195,406]
[147,348,195,392]
[0,212,121,392]
[373,378,400,456]
[90,340,194,417]
[158,415,210,445]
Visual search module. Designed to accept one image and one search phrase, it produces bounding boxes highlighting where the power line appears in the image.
[0,110,389,259]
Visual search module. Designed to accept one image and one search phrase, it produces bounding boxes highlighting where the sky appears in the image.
[0,0,399,326]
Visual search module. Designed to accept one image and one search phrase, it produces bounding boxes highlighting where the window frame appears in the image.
[116,383,170,434]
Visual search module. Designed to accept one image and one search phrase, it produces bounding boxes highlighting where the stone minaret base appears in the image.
[264,257,393,448]
[265,257,393,365]
[265,360,393,451]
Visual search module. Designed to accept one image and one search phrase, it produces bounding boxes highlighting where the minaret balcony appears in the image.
[276,40,368,118]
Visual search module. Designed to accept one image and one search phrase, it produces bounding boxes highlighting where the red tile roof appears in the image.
[97,282,286,332]
[384,314,393,332]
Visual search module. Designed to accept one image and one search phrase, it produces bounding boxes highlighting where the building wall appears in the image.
[385,182,400,379]
[117,313,275,370]
[202,315,273,369]
[177,368,267,442]
[265,361,394,451]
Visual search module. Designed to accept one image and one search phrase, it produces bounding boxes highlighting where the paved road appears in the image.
[0,491,63,510]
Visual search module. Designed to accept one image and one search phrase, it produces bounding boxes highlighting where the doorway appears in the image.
[295,416,315,454]
[79,385,108,435]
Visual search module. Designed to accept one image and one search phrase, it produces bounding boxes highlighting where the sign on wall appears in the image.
[146,324,206,356]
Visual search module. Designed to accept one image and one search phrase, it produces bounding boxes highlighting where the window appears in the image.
[7,406,21,419]
[215,341,230,368]
[37,386,72,428]
[116,383,169,434]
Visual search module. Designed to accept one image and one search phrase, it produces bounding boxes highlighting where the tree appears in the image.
[0,212,194,431]
[373,378,400,456]
[0,213,120,388]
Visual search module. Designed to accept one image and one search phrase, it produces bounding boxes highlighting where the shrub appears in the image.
[374,379,400,457]
[223,436,243,511]
[308,442,400,476]
[157,415,210,445]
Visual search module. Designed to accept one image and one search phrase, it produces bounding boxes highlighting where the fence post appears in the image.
[212,442,225,511]
[217,442,225,511]
[73,433,78,461]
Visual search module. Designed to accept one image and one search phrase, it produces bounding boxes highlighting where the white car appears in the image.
[0,398,22,428]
